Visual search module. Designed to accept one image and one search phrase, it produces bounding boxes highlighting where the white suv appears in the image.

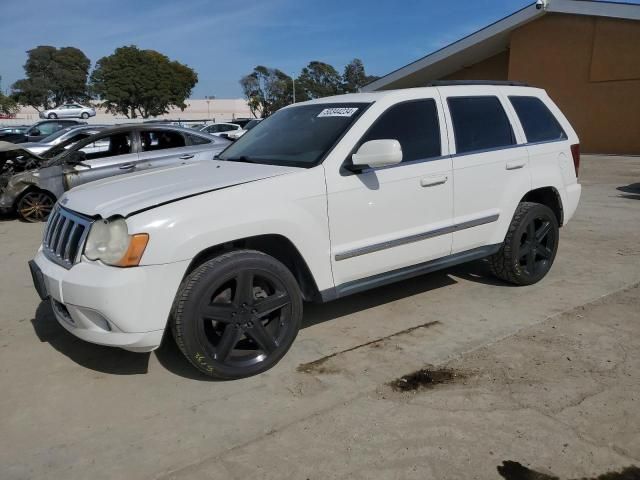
[29,83,581,379]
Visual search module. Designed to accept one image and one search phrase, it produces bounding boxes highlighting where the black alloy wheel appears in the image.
[489,202,559,285]
[172,250,302,379]
[17,190,56,223]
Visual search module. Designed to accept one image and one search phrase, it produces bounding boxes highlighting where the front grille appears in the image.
[42,206,93,269]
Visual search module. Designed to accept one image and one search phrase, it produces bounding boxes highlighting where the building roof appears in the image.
[362,0,640,92]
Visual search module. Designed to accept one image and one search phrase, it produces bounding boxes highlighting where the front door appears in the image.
[326,97,454,288]
[65,131,138,190]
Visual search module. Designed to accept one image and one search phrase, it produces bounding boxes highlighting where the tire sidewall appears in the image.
[173,251,303,379]
[509,204,559,285]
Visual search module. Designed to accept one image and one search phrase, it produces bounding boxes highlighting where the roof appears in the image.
[362,0,640,92]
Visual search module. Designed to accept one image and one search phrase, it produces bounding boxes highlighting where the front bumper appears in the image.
[31,249,189,352]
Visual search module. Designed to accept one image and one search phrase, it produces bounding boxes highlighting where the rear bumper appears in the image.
[563,183,581,225]
[31,250,189,352]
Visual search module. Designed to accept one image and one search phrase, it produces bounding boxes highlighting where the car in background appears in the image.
[0,119,85,144]
[1,125,230,222]
[198,122,242,137]
[20,125,108,156]
[221,118,263,141]
[0,126,29,136]
[40,103,96,120]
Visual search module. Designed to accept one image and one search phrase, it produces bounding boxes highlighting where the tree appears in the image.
[90,46,198,119]
[0,93,19,116]
[240,66,293,118]
[342,58,379,93]
[296,61,342,101]
[12,46,90,111]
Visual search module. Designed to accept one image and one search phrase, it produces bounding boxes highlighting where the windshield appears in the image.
[218,103,369,167]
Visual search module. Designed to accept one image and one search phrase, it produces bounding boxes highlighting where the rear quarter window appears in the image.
[509,96,567,143]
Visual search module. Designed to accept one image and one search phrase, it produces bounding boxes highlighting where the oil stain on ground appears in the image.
[388,367,463,392]
[497,460,640,480]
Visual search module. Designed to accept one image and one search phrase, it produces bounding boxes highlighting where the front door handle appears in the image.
[420,176,448,187]
[506,160,527,170]
[179,154,195,160]
[119,163,135,170]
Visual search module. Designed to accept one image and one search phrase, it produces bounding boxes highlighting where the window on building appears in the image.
[359,99,441,163]
[509,96,567,143]
[448,96,515,154]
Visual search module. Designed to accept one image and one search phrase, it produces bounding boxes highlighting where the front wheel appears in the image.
[81,112,89,119]
[488,202,559,286]
[16,190,56,222]
[171,250,302,379]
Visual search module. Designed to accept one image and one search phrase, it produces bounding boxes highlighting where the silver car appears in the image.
[1,125,230,222]
[20,125,107,156]
[40,103,96,120]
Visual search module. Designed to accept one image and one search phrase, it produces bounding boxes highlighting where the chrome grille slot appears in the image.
[42,206,93,269]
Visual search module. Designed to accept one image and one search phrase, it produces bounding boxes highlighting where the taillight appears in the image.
[570,144,580,177]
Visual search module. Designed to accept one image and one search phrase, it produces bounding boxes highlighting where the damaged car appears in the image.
[1,124,230,222]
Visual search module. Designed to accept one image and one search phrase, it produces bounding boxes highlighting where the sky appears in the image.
[1,0,638,99]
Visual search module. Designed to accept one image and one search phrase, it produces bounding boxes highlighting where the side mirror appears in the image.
[30,128,41,137]
[351,140,402,170]
[66,150,87,165]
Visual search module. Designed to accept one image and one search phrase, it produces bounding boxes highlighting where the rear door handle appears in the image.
[179,154,195,160]
[119,163,135,170]
[420,176,448,187]
[506,160,527,170]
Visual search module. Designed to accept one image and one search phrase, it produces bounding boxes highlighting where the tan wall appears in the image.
[443,50,509,81]
[508,14,640,154]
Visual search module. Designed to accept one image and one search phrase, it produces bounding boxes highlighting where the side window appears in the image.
[359,99,441,163]
[140,130,186,151]
[83,133,132,160]
[448,96,515,154]
[509,96,567,143]
[36,123,59,136]
[187,133,211,145]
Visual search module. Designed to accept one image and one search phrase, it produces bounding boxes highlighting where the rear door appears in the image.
[440,87,530,254]
[65,131,138,189]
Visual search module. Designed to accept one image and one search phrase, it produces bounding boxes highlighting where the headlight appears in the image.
[84,217,149,267]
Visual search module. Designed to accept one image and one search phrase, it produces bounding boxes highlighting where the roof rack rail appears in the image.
[426,80,529,87]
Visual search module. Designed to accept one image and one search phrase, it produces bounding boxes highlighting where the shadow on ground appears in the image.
[31,300,150,375]
[30,260,504,379]
[616,183,640,200]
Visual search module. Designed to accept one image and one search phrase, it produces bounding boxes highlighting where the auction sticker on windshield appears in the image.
[317,107,359,118]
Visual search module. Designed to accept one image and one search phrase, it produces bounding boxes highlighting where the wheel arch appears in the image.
[521,186,564,226]
[184,234,322,302]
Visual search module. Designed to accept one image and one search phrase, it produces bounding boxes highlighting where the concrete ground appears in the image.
[0,155,638,480]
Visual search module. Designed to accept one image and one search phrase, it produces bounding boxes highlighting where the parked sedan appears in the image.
[0,119,85,144]
[40,103,96,120]
[198,122,242,136]
[0,125,230,222]
[20,125,107,156]
[221,118,262,141]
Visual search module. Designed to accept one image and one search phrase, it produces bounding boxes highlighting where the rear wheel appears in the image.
[171,250,302,379]
[488,202,559,285]
[47,113,57,119]
[16,190,56,222]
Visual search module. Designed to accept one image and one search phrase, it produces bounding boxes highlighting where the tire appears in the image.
[16,190,56,223]
[171,250,303,379]
[81,112,89,119]
[488,202,559,286]
[47,113,57,119]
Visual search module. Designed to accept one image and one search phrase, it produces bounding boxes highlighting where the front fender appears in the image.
[125,168,335,292]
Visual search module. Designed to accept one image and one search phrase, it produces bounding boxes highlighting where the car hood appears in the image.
[59,160,299,218]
